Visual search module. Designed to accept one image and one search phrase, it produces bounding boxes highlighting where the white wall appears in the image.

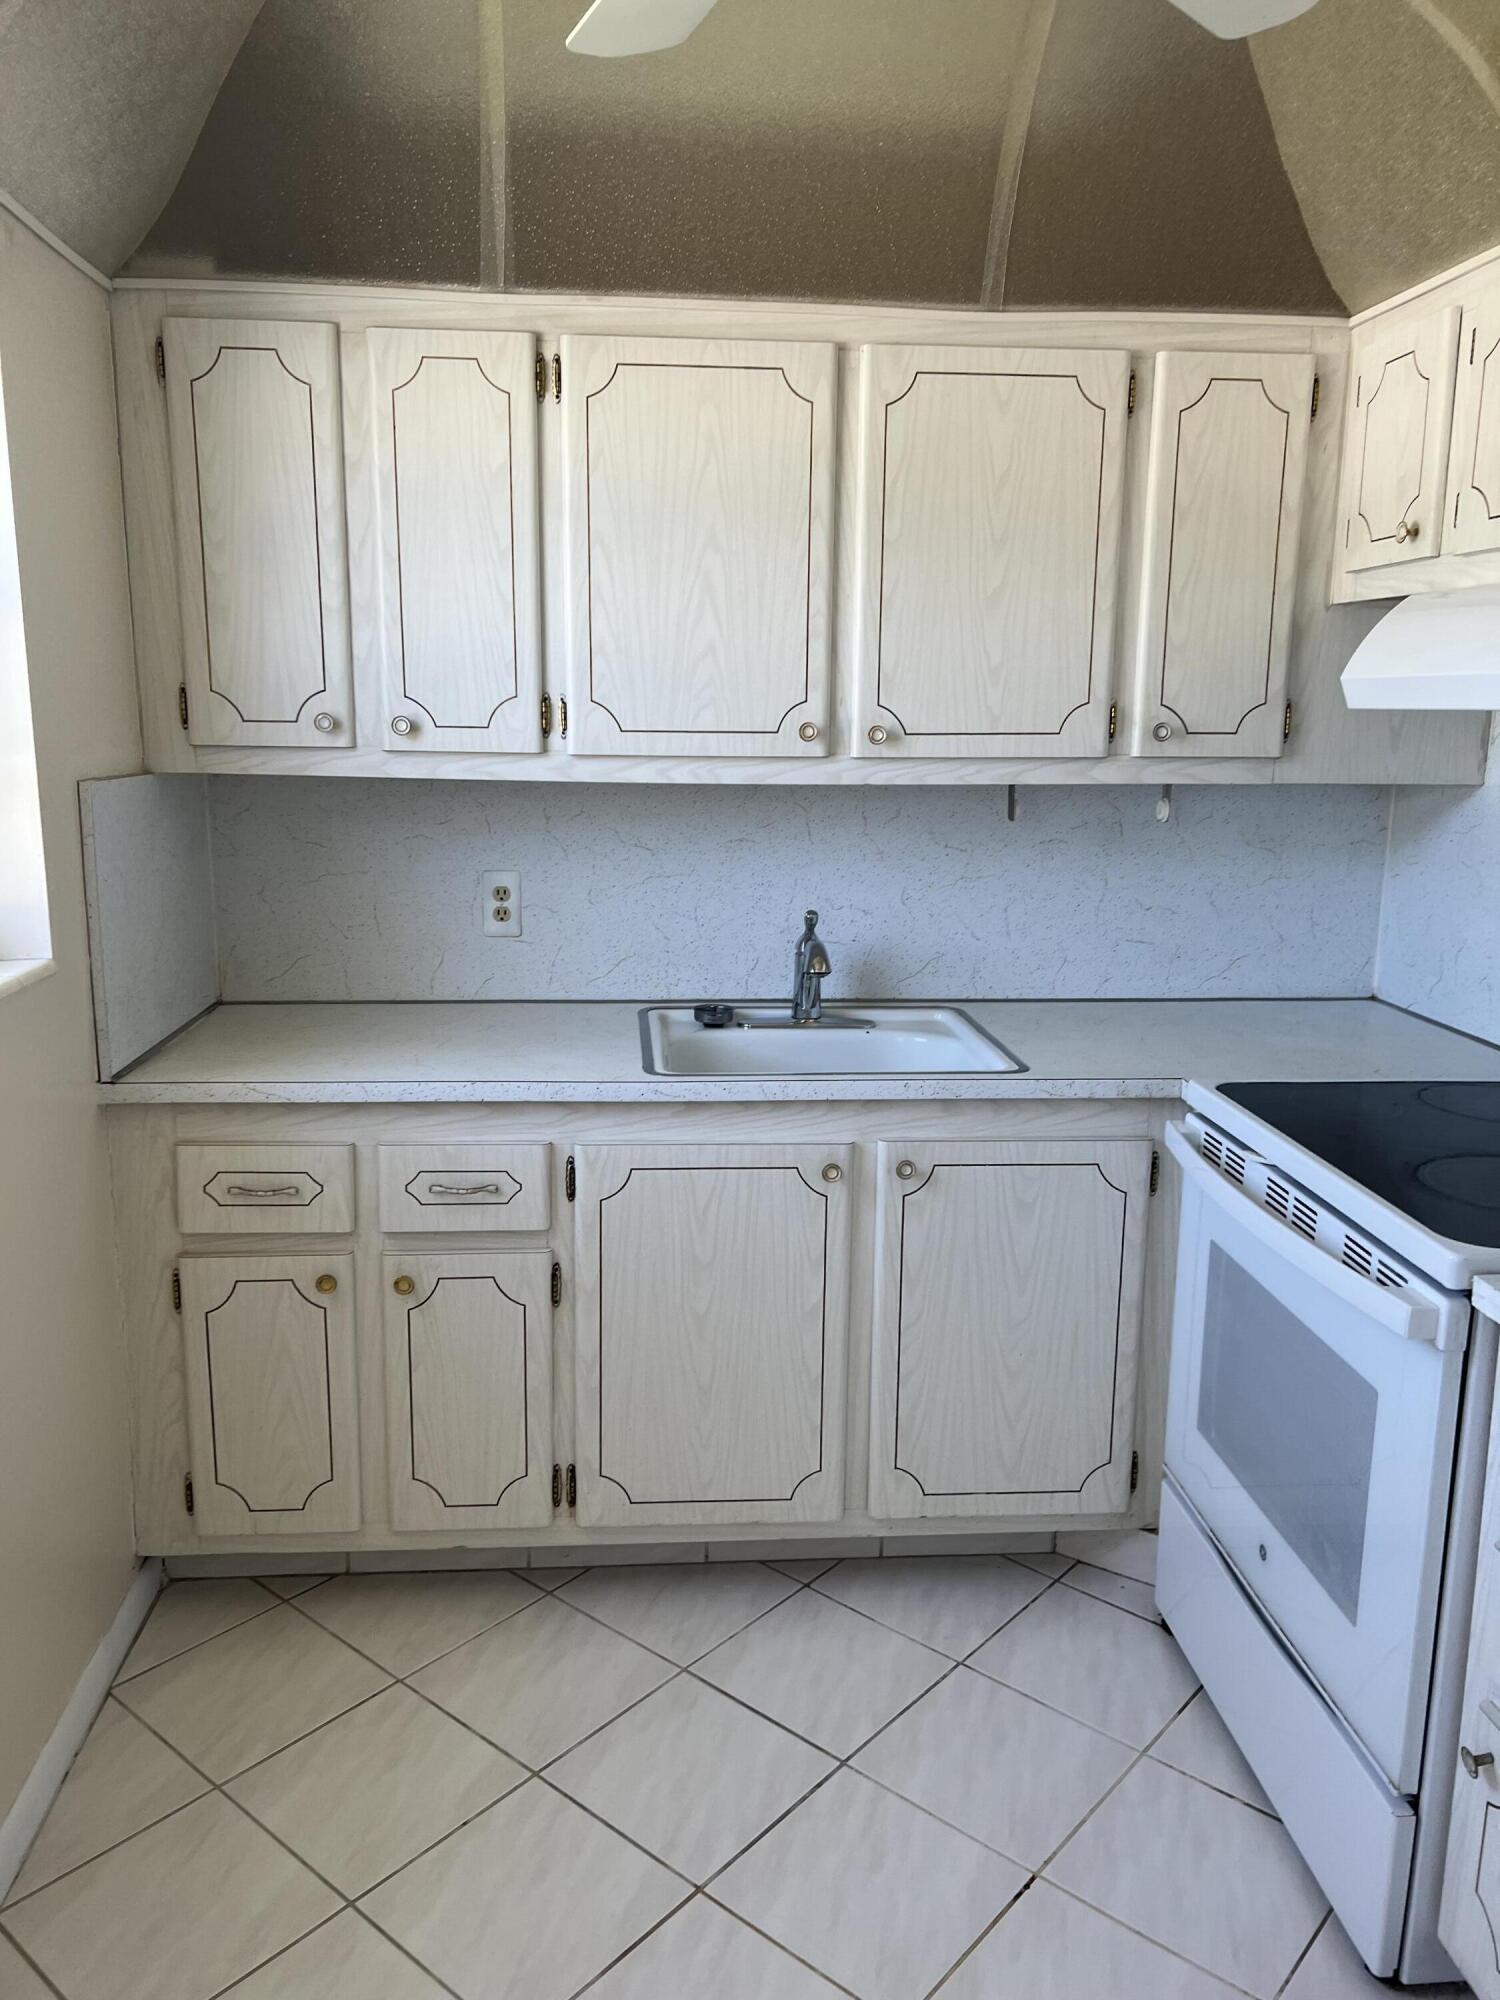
[1377,717,1500,1044]
[209,777,1391,1003]
[0,213,141,1821]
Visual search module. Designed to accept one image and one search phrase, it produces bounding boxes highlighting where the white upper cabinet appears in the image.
[1445,279,1500,558]
[1130,350,1313,760]
[358,329,542,754]
[163,318,353,748]
[559,335,837,757]
[1339,304,1460,574]
[851,345,1129,759]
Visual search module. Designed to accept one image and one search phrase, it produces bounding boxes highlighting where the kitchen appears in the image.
[3,1,1500,1995]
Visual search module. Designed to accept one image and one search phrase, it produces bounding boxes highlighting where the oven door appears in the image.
[1164,1122,1469,1794]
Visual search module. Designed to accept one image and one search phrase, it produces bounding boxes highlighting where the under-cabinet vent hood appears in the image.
[1341,589,1500,713]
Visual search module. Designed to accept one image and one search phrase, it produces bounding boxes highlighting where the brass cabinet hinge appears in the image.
[1283,700,1293,742]
[552,353,562,403]
[566,1463,577,1509]
[551,1260,562,1307]
[551,1463,562,1509]
[177,684,190,731]
[1108,701,1118,742]
[171,1266,182,1312]
[535,351,548,401]
[1130,1451,1140,1494]
[565,1154,576,1203]
[1309,374,1320,422]
[540,693,553,739]
[1149,1150,1160,1196]
[184,1473,194,1515]
[1127,369,1137,417]
[558,696,568,739]
[155,335,166,383]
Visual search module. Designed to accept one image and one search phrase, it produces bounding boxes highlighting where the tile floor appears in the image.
[0,1535,1469,2000]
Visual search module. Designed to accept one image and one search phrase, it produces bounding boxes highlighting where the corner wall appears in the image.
[0,212,142,1821]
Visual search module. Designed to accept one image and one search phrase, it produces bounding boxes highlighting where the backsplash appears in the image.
[208,779,1390,1003]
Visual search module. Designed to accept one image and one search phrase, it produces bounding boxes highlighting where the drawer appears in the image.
[377,1145,551,1232]
[175,1145,354,1234]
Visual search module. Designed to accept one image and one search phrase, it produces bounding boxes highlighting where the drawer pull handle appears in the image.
[1462,1744,1495,1780]
[425,1182,506,1197]
[224,1184,302,1198]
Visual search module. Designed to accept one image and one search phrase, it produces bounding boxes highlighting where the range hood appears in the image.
[1341,588,1500,712]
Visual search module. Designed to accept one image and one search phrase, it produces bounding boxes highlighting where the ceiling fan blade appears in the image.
[1164,0,1321,35]
[566,0,720,57]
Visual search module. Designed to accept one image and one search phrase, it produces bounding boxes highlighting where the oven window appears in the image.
[1198,1244,1377,1623]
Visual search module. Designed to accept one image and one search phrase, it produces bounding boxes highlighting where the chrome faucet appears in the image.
[791,910,831,1023]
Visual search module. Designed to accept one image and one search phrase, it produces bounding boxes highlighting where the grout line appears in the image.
[560,1888,701,2000]
[696,1892,864,1997]
[111,1581,286,1684]
[0,1927,69,1999]
[1272,1907,1330,1998]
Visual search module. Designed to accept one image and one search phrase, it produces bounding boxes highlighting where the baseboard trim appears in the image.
[0,1559,162,1900]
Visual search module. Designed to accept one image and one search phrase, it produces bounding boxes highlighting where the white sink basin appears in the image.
[640,1005,1024,1077]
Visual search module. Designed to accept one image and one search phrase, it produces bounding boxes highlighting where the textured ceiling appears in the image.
[1,0,1498,311]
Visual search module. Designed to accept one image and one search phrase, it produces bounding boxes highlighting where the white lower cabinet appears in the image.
[178,1253,360,1535]
[866,1140,1152,1519]
[572,1144,852,1526]
[381,1252,555,1531]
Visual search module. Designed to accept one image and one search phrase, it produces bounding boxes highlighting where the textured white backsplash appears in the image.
[208,779,1389,1003]
[1378,718,1500,1044]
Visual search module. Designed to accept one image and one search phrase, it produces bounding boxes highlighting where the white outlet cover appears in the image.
[481,871,522,938]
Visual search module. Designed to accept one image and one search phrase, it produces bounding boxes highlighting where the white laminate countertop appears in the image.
[100,998,1500,1105]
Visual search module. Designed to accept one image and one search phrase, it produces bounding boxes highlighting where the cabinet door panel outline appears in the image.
[585,362,814,736]
[1462,333,1500,527]
[1357,350,1429,549]
[893,1160,1129,1499]
[1479,1800,1500,1976]
[191,345,327,724]
[596,1164,829,1505]
[391,353,517,729]
[876,369,1107,738]
[403,1274,530,1508]
[203,1276,334,1512]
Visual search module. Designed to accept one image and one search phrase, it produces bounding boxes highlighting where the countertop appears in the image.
[101,998,1500,1105]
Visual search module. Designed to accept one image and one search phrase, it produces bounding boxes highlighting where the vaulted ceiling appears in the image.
[0,0,1497,313]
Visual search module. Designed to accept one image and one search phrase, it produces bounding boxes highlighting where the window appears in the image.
[0,352,51,994]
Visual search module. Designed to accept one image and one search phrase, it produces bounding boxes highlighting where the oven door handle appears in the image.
[1165,1124,1440,1345]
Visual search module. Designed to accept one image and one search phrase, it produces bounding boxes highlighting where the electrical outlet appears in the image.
[481,871,522,938]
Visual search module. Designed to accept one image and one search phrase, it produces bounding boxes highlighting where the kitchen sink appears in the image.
[639,1005,1025,1077]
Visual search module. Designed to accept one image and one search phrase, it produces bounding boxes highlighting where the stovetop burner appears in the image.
[1218,1080,1500,1250]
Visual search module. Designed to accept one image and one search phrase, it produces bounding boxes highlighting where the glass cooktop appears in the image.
[1219,1081,1500,1250]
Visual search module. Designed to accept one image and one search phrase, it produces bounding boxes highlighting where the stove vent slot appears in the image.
[1201,1128,1247,1184]
[1342,1238,1373,1279]
[1375,1258,1411,1294]
[1264,1174,1318,1241]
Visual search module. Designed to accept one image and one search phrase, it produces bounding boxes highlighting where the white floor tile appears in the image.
[765,1557,840,1582]
[360,1780,685,2000]
[522,1564,586,1588]
[585,1897,841,1997]
[114,1603,390,1781]
[853,1666,1135,1868]
[5,1698,208,1903]
[1,1793,338,2000]
[410,1595,674,1767]
[295,1569,542,1676]
[714,1769,1026,2000]
[221,1911,451,1998]
[227,1682,526,1895]
[1281,1912,1468,1997]
[1046,1757,1327,1997]
[114,1578,278,1681]
[558,1562,797,1664]
[812,1556,1050,1658]
[1151,1690,1273,1813]
[257,1573,333,1599]
[1055,1529,1158,1585]
[548,1675,833,1880]
[940,1880,1247,2000]
[1061,1561,1161,1622]
[0,1934,54,1998]
[969,1584,1197,1746]
[1012,1551,1074,1579]
[694,1589,949,1756]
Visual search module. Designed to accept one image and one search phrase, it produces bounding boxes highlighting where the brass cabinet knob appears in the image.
[312,711,338,733]
[390,714,415,737]
[867,724,889,745]
[393,1274,416,1296]
[1395,518,1421,544]
[896,1159,918,1180]
[1462,1744,1495,1780]
[821,1162,843,1183]
[1152,721,1173,742]
[314,1273,338,1294]
[798,721,819,741]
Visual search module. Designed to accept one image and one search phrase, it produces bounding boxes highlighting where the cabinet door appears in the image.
[178,1254,359,1535]
[382,1253,554,1531]
[163,318,353,748]
[1340,305,1460,574]
[851,345,1129,759]
[1131,351,1313,760]
[573,1145,850,1525]
[1442,1697,1500,1998]
[362,329,542,754]
[560,336,836,757]
[1445,281,1500,557]
[868,1141,1151,1520]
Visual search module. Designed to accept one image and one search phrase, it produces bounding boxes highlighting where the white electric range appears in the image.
[1159,1078,1500,1984]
